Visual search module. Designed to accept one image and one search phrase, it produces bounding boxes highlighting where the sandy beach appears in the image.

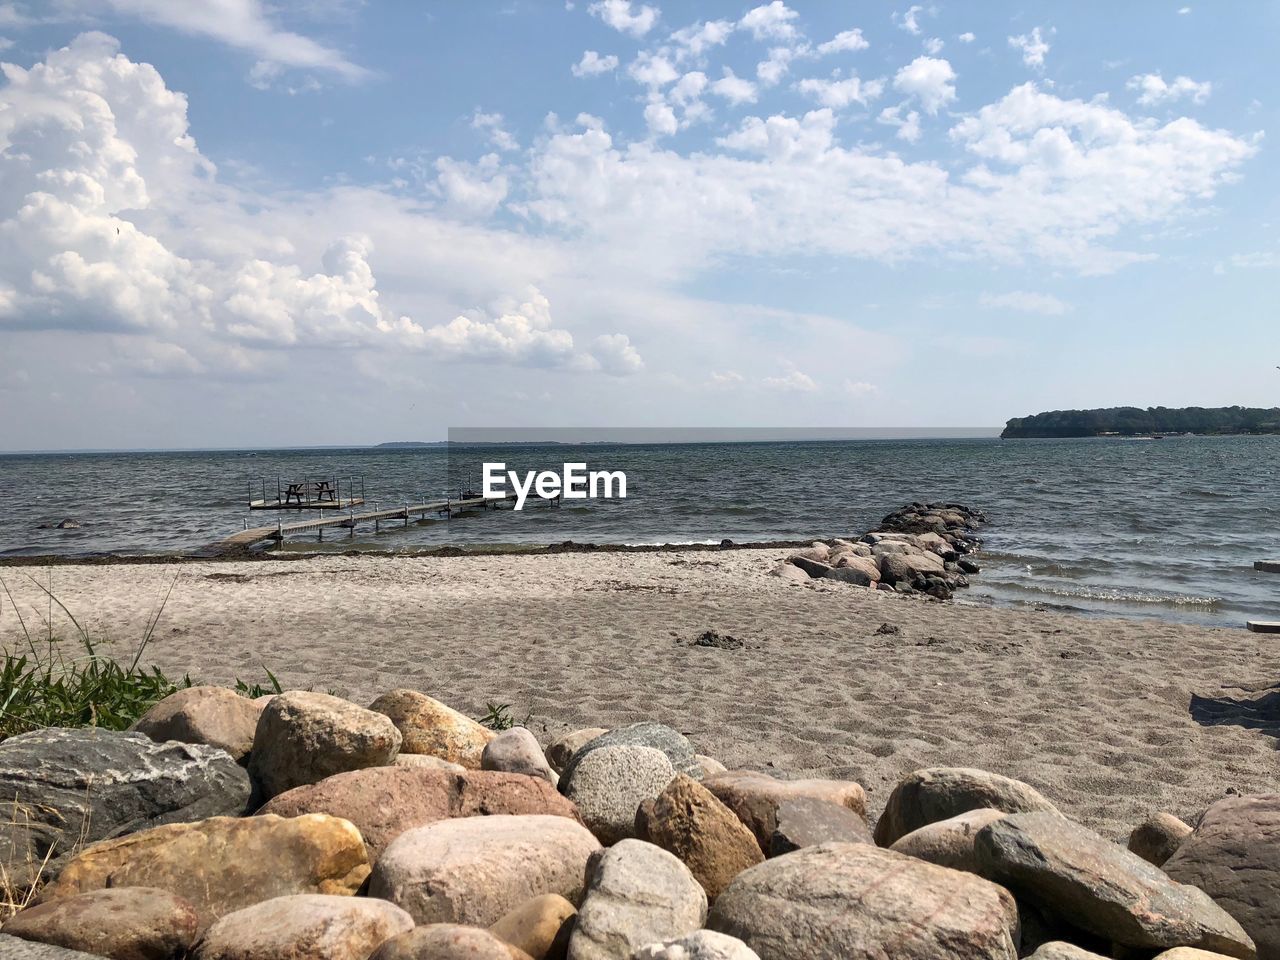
[3,547,1277,841]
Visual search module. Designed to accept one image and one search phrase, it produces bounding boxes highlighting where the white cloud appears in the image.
[817,29,868,55]
[895,5,923,35]
[924,37,944,55]
[763,367,817,391]
[572,50,619,77]
[433,155,509,217]
[739,1,799,41]
[796,74,884,110]
[756,46,799,87]
[670,19,733,59]
[589,0,659,37]
[629,50,679,87]
[592,332,644,374]
[643,98,678,137]
[979,290,1070,315]
[59,0,369,83]
[892,56,956,115]
[877,103,922,142]
[708,370,745,386]
[1008,27,1050,70]
[718,109,836,160]
[1128,72,1212,106]
[0,35,13,50]
[958,32,975,43]
[843,379,877,396]
[1178,6,1191,13]
[471,111,518,152]
[710,68,757,105]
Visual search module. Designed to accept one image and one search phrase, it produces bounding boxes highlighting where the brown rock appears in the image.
[768,797,872,856]
[371,925,533,960]
[488,894,576,960]
[1129,812,1193,867]
[635,775,764,900]
[874,766,1061,846]
[1154,951,1250,960]
[258,765,581,860]
[3,887,198,960]
[193,894,413,960]
[369,815,601,927]
[701,771,867,854]
[248,691,402,799]
[694,755,727,777]
[1164,794,1280,960]
[391,753,466,773]
[131,686,265,763]
[546,728,608,776]
[40,814,370,931]
[1026,945,1110,960]
[889,808,1007,873]
[369,689,495,768]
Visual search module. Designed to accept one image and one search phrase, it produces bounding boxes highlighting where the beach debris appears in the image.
[688,630,744,650]
[131,684,267,763]
[1129,812,1194,867]
[487,893,577,960]
[545,727,609,775]
[635,774,765,900]
[36,519,81,530]
[568,839,707,960]
[192,894,413,960]
[367,815,600,926]
[1,887,199,959]
[874,622,901,635]
[249,691,402,799]
[561,744,677,845]
[368,688,495,769]
[767,796,874,857]
[482,726,560,785]
[701,771,868,856]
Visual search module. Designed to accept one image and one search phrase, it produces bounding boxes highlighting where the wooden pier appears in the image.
[1247,560,1280,633]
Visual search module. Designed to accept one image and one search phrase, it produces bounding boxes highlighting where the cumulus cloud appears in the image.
[843,379,877,396]
[979,290,1070,315]
[796,74,884,110]
[670,19,733,59]
[592,332,644,374]
[817,29,868,55]
[1009,27,1050,70]
[895,5,923,35]
[589,0,659,37]
[958,32,975,43]
[710,67,757,105]
[434,155,509,217]
[1128,72,1212,106]
[471,111,518,152]
[572,50,619,77]
[763,366,817,391]
[756,46,799,87]
[892,56,956,114]
[924,37,944,55]
[877,103,922,142]
[739,1,799,41]
[629,50,679,87]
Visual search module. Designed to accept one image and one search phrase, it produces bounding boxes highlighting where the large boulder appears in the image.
[0,728,250,885]
[567,840,707,960]
[39,814,370,931]
[889,808,1007,873]
[131,686,266,763]
[975,812,1254,957]
[1164,794,1280,960]
[877,551,946,585]
[1130,812,1193,867]
[370,925,531,960]
[874,767,1060,846]
[707,842,1019,960]
[633,931,761,959]
[768,797,872,856]
[1026,946,1110,960]
[368,689,495,768]
[488,894,576,960]
[369,815,601,927]
[560,723,701,782]
[701,771,867,854]
[2,887,198,960]
[546,728,608,776]
[483,727,558,785]
[635,775,763,900]
[258,765,580,860]
[561,745,675,845]
[0,935,104,958]
[192,894,414,960]
[248,692,401,799]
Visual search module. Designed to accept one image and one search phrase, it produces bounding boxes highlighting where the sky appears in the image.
[0,0,1275,450]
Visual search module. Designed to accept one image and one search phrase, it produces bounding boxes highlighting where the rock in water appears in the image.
[0,728,250,885]
[1163,794,1280,960]
[560,744,675,845]
[39,814,370,931]
[546,728,609,775]
[258,764,581,860]
[2,887,198,959]
[700,771,867,854]
[368,814,600,927]
[248,691,401,799]
[368,689,495,768]
[559,722,701,782]
[874,766,1060,846]
[482,727,558,784]
[1129,812,1193,867]
[370,925,531,960]
[567,839,707,960]
[974,812,1254,957]
[633,931,761,959]
[488,894,576,960]
[635,774,764,900]
[889,808,1007,874]
[192,894,414,960]
[132,686,267,763]
[707,842,1019,960]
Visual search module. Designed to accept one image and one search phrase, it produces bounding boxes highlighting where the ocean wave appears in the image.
[991,579,1223,607]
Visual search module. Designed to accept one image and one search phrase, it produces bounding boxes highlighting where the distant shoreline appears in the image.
[1003,405,1280,439]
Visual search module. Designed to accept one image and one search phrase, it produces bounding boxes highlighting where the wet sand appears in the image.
[2,548,1277,840]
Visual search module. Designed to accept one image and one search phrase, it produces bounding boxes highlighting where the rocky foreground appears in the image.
[0,683,1276,960]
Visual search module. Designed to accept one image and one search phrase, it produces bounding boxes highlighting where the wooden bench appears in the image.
[284,481,336,506]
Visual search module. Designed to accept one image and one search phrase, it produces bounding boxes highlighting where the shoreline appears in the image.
[2,545,1276,841]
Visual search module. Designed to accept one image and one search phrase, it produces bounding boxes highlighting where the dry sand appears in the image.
[3,547,1277,840]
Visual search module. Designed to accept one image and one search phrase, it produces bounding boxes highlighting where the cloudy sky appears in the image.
[0,1,1274,450]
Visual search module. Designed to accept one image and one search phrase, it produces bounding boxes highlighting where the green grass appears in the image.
[477,701,531,731]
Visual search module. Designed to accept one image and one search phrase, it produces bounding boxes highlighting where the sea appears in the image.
[1,435,1278,629]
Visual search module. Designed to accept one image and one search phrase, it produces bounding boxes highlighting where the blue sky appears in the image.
[0,1,1275,449]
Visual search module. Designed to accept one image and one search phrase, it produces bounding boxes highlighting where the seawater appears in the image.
[1,436,1277,628]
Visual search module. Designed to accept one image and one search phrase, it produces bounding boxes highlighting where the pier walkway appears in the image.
[1248,560,1280,633]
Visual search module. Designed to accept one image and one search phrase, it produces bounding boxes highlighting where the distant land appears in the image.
[374,441,570,448]
[1002,406,1280,438]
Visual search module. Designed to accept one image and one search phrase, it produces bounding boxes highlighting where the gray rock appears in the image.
[568,839,707,960]
[193,894,414,960]
[632,931,760,959]
[889,808,1007,873]
[975,812,1254,956]
[786,556,830,579]
[873,766,1060,846]
[1163,794,1280,960]
[248,691,402,799]
[2,887,198,960]
[878,551,946,585]
[546,728,609,775]
[1026,944,1110,960]
[131,686,266,763]
[562,745,676,845]
[768,797,872,856]
[701,771,867,855]
[708,842,1019,960]
[561,723,700,783]
[482,727,558,785]
[0,935,103,959]
[0,728,250,887]
[1129,812,1193,867]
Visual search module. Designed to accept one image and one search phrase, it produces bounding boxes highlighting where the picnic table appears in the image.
[284,480,336,506]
